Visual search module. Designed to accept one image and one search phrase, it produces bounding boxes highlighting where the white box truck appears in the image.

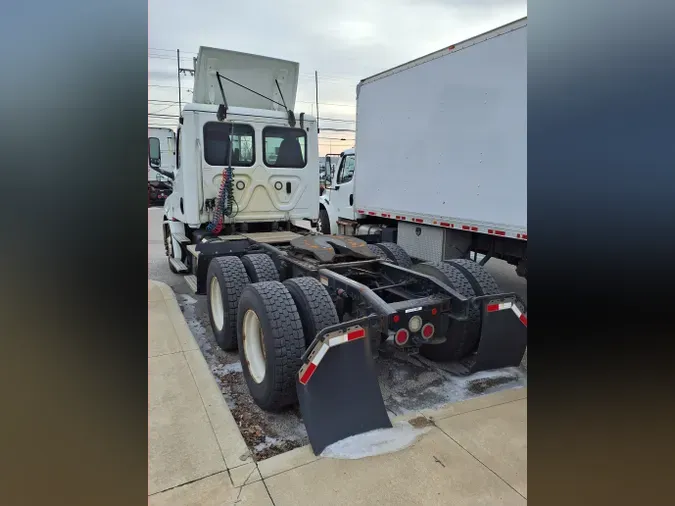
[319,17,528,277]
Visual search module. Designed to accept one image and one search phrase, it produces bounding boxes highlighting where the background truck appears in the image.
[319,17,528,278]
[148,127,176,206]
[155,43,527,455]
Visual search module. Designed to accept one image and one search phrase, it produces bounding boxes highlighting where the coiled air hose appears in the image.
[206,165,234,235]
[206,123,237,235]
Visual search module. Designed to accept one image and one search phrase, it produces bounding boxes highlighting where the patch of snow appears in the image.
[178,294,198,305]
[211,362,243,375]
[320,422,429,460]
[254,436,281,452]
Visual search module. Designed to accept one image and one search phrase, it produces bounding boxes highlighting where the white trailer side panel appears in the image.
[354,20,526,232]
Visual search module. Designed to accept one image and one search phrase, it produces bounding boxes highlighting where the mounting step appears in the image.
[184,275,198,293]
[172,233,190,244]
[169,258,189,273]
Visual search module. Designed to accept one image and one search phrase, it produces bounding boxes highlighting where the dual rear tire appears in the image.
[413,260,500,362]
[206,249,502,409]
[368,242,413,268]
[237,277,339,411]
[207,255,338,411]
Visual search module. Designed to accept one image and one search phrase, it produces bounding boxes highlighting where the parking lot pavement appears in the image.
[148,286,527,505]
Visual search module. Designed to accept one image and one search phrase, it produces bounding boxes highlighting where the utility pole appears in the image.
[177,49,196,114]
[177,49,182,112]
[315,71,320,133]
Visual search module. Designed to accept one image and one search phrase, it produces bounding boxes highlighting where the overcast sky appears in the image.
[149,0,526,153]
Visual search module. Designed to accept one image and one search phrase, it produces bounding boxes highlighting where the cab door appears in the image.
[330,153,356,220]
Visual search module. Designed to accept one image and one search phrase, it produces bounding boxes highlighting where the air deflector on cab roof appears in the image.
[192,47,300,111]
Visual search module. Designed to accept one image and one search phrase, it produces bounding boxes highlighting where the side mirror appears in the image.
[148,138,161,170]
[324,155,333,185]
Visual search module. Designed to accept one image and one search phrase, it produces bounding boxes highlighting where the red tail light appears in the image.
[394,329,409,346]
[421,323,435,340]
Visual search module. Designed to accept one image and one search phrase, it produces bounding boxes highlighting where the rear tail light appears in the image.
[421,323,435,340]
[394,329,409,346]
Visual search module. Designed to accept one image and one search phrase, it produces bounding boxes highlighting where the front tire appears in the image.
[164,224,180,274]
[237,282,306,411]
[318,207,331,235]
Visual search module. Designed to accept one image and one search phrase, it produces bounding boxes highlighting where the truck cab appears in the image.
[162,47,319,231]
[318,148,356,234]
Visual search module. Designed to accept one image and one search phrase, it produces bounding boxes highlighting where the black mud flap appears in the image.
[296,323,392,455]
[466,297,528,373]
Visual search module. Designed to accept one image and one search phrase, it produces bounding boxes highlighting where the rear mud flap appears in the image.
[466,298,528,373]
[297,324,392,455]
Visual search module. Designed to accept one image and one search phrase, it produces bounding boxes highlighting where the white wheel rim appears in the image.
[243,309,266,384]
[210,277,225,331]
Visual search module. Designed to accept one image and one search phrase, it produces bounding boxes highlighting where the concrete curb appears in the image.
[149,280,253,472]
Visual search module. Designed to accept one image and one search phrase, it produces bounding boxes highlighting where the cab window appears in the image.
[203,122,255,167]
[148,137,161,165]
[337,155,355,184]
[263,127,307,168]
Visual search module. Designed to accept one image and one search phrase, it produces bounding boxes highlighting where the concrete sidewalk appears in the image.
[149,279,527,505]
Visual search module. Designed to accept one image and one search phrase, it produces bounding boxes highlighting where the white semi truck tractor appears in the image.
[154,42,527,455]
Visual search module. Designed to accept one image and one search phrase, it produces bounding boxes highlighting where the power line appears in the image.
[147,48,362,81]
[147,100,354,123]
[148,86,355,108]
[150,56,355,83]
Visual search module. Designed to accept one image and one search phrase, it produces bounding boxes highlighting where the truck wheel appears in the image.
[445,259,500,297]
[373,242,413,268]
[242,254,279,282]
[318,207,331,235]
[164,224,180,274]
[284,277,339,347]
[237,281,305,411]
[367,244,391,262]
[412,262,481,361]
[207,256,251,351]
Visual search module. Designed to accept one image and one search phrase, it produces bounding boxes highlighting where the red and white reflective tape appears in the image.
[298,342,328,385]
[356,209,527,241]
[327,327,366,347]
[486,301,528,327]
[298,326,366,385]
